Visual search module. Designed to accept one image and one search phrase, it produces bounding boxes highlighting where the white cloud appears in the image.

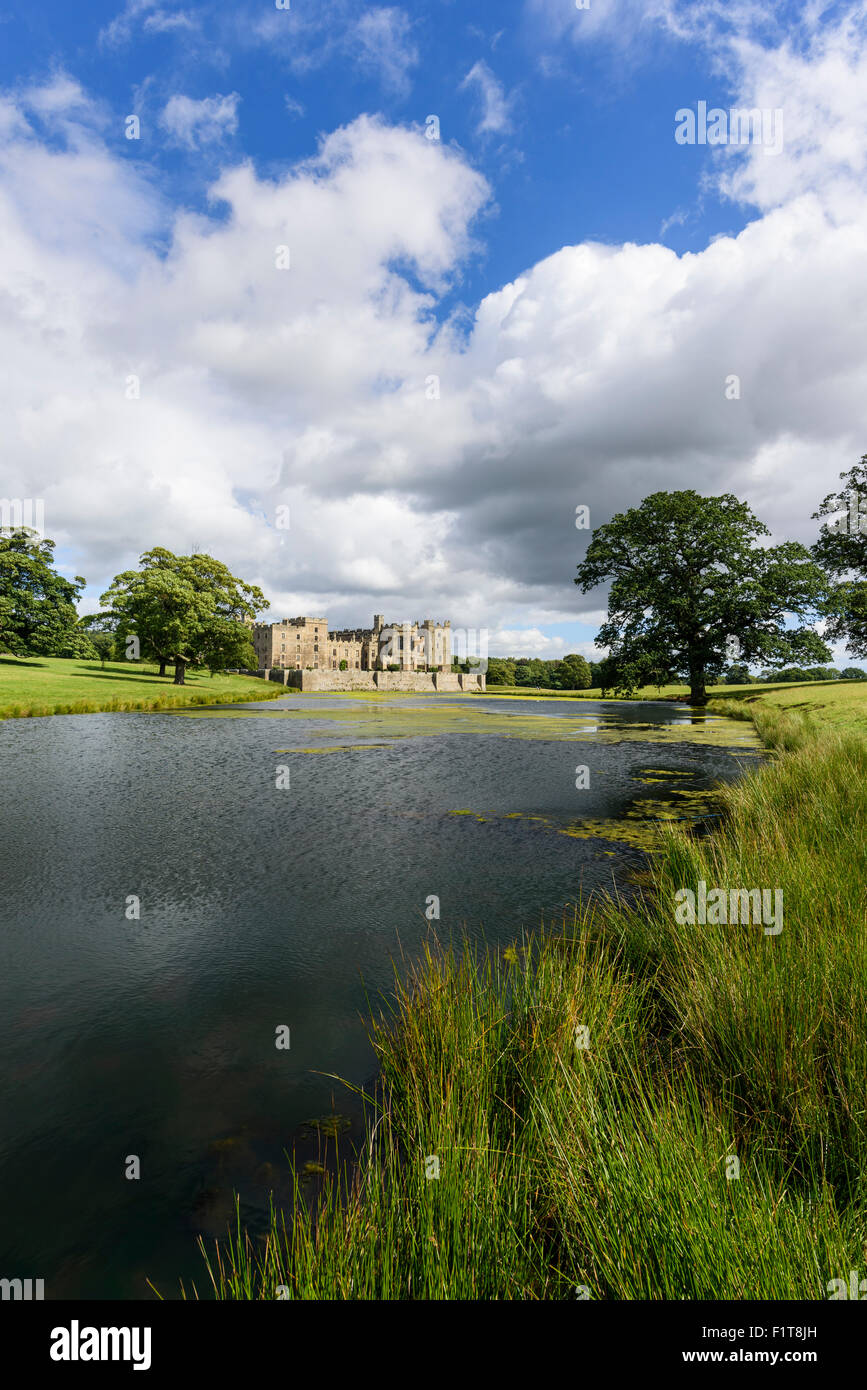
[99,0,198,46]
[461,61,515,136]
[143,9,197,34]
[21,75,94,117]
[354,8,419,97]
[525,0,676,50]
[250,3,418,97]
[159,92,240,148]
[3,8,867,657]
[489,628,569,657]
[99,0,159,48]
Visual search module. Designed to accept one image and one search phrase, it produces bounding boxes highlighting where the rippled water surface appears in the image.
[0,693,761,1297]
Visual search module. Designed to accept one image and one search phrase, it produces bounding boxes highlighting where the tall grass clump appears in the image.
[183,712,866,1300]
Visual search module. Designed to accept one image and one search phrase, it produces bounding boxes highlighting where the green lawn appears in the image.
[0,656,282,719]
[486,677,867,722]
[708,678,867,737]
[487,680,772,699]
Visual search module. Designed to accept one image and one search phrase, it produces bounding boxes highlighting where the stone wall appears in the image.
[230,668,485,693]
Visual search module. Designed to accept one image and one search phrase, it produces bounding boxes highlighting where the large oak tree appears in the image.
[812,455,867,658]
[575,491,830,705]
[100,548,266,684]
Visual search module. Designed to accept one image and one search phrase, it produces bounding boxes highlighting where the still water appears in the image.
[0,694,760,1298]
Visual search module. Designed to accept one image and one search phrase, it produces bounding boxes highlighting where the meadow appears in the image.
[487,674,860,702]
[0,656,283,719]
[707,678,867,736]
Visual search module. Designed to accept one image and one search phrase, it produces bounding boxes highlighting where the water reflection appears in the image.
[0,695,761,1297]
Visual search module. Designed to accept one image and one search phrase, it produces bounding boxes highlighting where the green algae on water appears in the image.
[168,699,762,750]
[446,788,723,852]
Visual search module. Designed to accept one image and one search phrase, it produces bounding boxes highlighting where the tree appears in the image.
[512,658,547,687]
[841,667,866,679]
[0,528,85,655]
[101,548,267,685]
[772,667,810,683]
[0,594,15,653]
[812,454,867,576]
[80,611,121,667]
[820,581,867,659]
[486,657,516,686]
[724,664,754,685]
[575,491,830,705]
[234,639,258,672]
[812,456,867,658]
[55,629,100,660]
[88,632,116,668]
[556,654,592,689]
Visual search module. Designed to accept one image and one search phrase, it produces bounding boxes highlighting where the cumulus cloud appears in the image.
[490,629,569,657]
[3,6,867,654]
[159,92,240,148]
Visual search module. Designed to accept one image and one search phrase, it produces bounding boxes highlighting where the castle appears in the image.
[251,613,452,672]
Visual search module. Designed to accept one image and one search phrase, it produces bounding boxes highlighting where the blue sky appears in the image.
[2,0,866,661]
[2,0,762,288]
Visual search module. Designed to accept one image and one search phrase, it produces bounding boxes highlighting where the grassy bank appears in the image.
[485,677,855,703]
[0,656,283,719]
[708,678,867,737]
[182,695,866,1300]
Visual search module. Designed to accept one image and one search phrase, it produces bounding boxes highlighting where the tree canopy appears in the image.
[100,548,267,684]
[486,654,592,690]
[0,528,86,656]
[575,491,830,704]
[812,455,867,657]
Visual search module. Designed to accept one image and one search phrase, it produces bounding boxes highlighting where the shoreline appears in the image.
[0,656,285,720]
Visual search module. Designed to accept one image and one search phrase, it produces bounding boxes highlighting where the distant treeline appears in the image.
[486,656,866,690]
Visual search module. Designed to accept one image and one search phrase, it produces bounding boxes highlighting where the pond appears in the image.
[0,693,761,1298]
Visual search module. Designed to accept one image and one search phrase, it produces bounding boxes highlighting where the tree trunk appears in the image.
[173,657,187,686]
[158,659,167,677]
[689,660,707,706]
